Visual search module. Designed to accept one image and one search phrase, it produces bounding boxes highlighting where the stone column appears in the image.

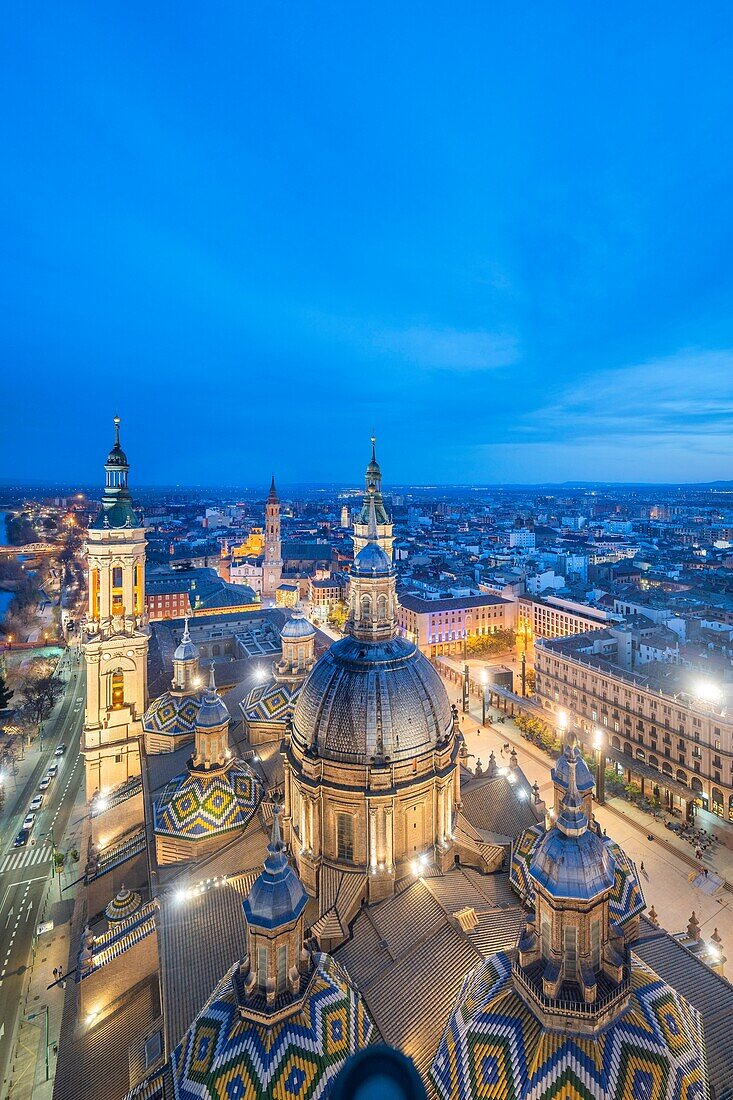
[385,805,394,870]
[369,806,378,868]
[99,564,111,626]
[122,558,135,629]
[310,795,321,858]
[437,784,446,845]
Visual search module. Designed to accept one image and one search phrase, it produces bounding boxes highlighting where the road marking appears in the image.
[4,908,12,928]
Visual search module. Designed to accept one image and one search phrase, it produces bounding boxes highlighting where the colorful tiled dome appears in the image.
[142,691,205,739]
[105,886,142,923]
[171,953,375,1100]
[153,759,262,839]
[430,952,708,1100]
[242,679,301,724]
[510,823,645,931]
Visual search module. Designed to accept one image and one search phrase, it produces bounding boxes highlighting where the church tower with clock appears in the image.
[82,417,149,800]
[262,475,283,599]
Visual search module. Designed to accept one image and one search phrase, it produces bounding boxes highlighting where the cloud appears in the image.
[525,348,733,444]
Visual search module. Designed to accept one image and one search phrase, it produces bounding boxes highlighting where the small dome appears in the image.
[174,619,199,663]
[281,610,316,641]
[530,825,616,901]
[105,415,128,467]
[105,886,141,922]
[243,806,307,930]
[353,540,391,576]
[197,667,230,729]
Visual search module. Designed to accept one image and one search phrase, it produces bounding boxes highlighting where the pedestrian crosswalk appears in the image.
[0,844,53,874]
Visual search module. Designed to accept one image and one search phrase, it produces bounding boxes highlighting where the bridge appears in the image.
[0,542,61,556]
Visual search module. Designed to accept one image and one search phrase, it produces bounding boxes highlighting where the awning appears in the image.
[604,746,693,800]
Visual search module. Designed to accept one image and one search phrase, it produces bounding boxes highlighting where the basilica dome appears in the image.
[292,633,453,763]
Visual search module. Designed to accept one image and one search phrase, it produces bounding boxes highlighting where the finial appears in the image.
[207,661,217,693]
[113,414,121,445]
[182,615,191,643]
[687,911,701,941]
[487,750,496,776]
[269,798,284,854]
[556,757,588,837]
[648,904,659,926]
[371,434,376,463]
[712,927,722,945]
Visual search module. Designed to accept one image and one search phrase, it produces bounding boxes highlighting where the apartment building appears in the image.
[518,594,617,641]
[535,632,733,821]
[397,592,515,656]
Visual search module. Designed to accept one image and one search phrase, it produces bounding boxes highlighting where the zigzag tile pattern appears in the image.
[171,953,375,1100]
[142,691,205,737]
[153,759,263,839]
[430,952,708,1100]
[242,679,301,723]
[510,824,645,928]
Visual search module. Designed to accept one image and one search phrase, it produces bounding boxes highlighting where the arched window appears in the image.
[377,594,388,621]
[662,762,673,776]
[635,748,645,761]
[111,671,124,709]
[712,787,724,812]
[612,736,620,750]
[676,769,687,785]
[649,755,658,769]
[212,644,221,657]
[623,741,632,756]
[691,776,703,793]
[361,595,372,623]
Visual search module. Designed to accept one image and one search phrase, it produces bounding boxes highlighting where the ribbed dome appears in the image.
[281,611,316,641]
[174,623,199,663]
[353,540,391,576]
[197,667,230,729]
[530,825,616,901]
[292,634,452,763]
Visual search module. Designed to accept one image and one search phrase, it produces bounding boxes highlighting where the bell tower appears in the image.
[82,417,149,800]
[262,475,283,599]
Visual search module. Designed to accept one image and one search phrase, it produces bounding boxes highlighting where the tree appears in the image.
[19,660,64,740]
[327,600,348,632]
[0,671,13,712]
[466,628,516,657]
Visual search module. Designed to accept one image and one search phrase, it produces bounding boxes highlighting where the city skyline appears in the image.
[3,3,733,485]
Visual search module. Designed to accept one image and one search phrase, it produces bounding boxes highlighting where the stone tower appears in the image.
[262,475,283,599]
[82,417,149,800]
[352,437,394,559]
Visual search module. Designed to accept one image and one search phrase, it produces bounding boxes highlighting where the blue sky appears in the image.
[2,2,733,486]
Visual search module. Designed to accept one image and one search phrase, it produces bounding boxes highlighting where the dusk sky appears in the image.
[3,3,733,487]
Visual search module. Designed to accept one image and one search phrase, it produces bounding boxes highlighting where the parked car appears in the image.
[22,812,36,831]
[13,829,30,847]
[38,776,51,791]
[47,763,58,777]
[54,744,67,757]
[29,795,44,812]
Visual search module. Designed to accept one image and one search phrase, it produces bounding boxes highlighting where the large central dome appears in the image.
[292,633,453,763]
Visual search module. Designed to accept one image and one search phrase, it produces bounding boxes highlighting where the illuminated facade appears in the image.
[82,418,149,799]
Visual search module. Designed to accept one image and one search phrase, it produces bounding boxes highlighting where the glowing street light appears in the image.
[695,681,721,706]
[593,727,605,805]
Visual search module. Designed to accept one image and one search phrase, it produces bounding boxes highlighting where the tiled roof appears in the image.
[153,759,262,840]
[170,953,374,1100]
[430,951,708,1100]
[460,773,540,837]
[91,776,143,816]
[78,902,159,979]
[633,917,733,1096]
[86,828,147,882]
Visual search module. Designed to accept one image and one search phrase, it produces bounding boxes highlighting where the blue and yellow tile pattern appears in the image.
[153,759,262,839]
[430,952,708,1100]
[172,953,375,1100]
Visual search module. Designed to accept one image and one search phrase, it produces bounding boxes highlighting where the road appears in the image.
[0,652,85,1095]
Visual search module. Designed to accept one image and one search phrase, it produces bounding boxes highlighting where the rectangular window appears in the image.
[257,946,267,985]
[541,918,551,959]
[112,566,123,588]
[563,925,577,980]
[276,945,288,991]
[336,813,354,862]
[590,918,601,969]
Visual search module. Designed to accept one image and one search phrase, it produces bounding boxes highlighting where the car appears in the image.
[13,829,30,847]
[47,763,58,777]
[22,812,36,831]
[54,744,67,757]
[38,776,51,791]
[29,795,44,812]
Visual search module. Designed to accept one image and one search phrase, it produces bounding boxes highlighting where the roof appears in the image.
[399,593,510,613]
[430,951,708,1100]
[153,760,262,840]
[170,953,375,1100]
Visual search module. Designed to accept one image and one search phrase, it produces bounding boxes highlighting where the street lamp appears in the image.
[481,670,489,727]
[593,727,605,805]
[462,662,470,713]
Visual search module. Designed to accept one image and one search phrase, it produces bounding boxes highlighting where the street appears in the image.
[0,651,85,1097]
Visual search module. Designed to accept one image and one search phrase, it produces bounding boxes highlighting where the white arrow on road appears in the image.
[0,1022,4,1040]
[25,901,33,922]
[4,908,13,928]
